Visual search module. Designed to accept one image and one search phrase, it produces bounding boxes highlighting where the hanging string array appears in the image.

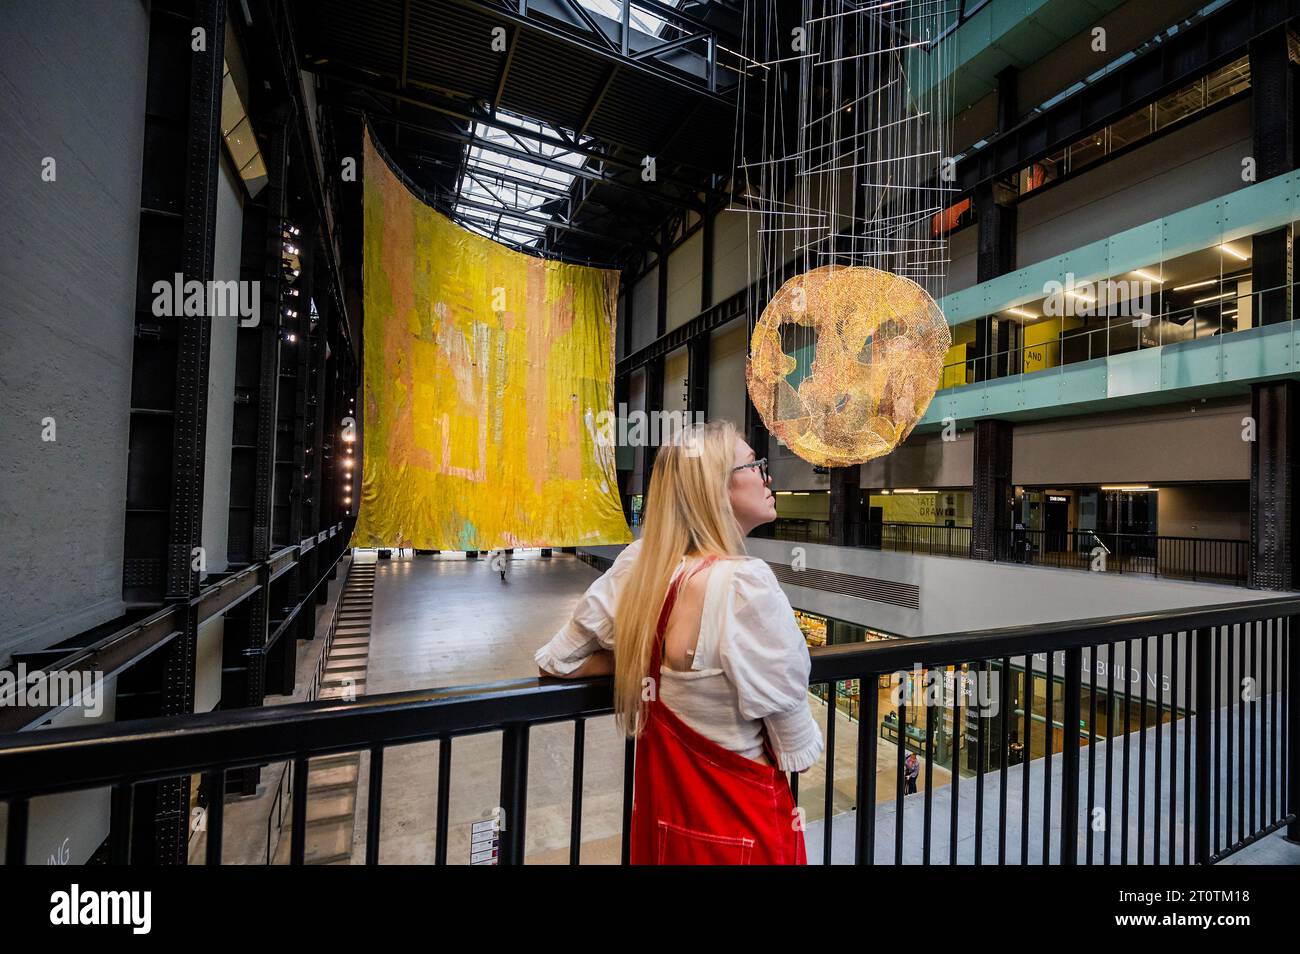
[733,0,958,333]
[733,0,959,466]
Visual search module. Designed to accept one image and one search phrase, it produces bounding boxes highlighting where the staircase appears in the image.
[273,559,375,864]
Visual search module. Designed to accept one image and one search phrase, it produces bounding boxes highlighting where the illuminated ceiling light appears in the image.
[1219,243,1249,261]
[1173,279,1216,291]
[1066,290,1094,303]
[1102,484,1154,491]
[1132,269,1163,283]
[1193,292,1233,304]
[1006,307,1036,319]
[1222,309,1239,316]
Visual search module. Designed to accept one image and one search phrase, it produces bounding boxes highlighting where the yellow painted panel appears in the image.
[352,133,630,549]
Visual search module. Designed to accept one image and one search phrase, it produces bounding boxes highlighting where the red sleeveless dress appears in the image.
[628,556,807,865]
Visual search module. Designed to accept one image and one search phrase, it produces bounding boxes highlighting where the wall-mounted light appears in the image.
[1132,269,1162,283]
[1172,279,1215,292]
[1218,243,1249,261]
[1193,292,1233,305]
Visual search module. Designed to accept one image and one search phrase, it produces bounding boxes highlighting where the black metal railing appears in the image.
[766,520,1249,585]
[0,596,1295,865]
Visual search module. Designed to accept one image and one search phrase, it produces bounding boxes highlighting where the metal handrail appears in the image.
[3,593,1296,866]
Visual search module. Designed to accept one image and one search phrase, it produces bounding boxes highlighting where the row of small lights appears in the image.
[281,221,354,515]
[282,223,301,343]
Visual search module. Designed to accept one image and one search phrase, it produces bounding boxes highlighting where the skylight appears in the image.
[452,111,590,249]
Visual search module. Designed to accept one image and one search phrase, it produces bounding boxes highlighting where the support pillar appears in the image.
[1249,380,1298,589]
[687,334,710,422]
[829,465,864,547]
[972,419,1013,561]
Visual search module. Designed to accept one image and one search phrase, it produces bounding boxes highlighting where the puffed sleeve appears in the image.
[534,540,641,675]
[719,558,825,772]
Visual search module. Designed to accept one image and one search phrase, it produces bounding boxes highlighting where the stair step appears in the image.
[306,790,356,822]
[310,753,360,770]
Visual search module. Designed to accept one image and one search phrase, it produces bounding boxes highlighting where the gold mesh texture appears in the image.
[746,265,951,467]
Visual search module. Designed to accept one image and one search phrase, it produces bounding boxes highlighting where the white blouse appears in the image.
[534,540,825,772]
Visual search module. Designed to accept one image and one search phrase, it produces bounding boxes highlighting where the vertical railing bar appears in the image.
[498,724,529,865]
[1021,653,1032,865]
[1183,627,1193,865]
[975,660,988,865]
[1155,633,1164,864]
[1061,647,1082,865]
[1194,627,1213,864]
[1272,617,1280,823]
[5,798,29,866]
[1042,651,1054,865]
[924,683,935,865]
[570,717,586,866]
[1121,639,1131,864]
[1169,631,1179,864]
[1237,621,1246,845]
[823,681,836,866]
[364,746,384,865]
[1286,615,1297,843]
[290,756,309,866]
[622,737,634,864]
[1213,626,1221,854]
[1267,618,1275,823]
[1226,624,1235,847]
[1087,644,1098,865]
[110,782,134,865]
[856,673,879,865]
[1242,621,1253,837]
[950,663,962,866]
[998,656,1010,866]
[1106,641,1114,866]
[204,767,226,866]
[895,689,906,866]
[1138,635,1147,865]
[435,736,451,866]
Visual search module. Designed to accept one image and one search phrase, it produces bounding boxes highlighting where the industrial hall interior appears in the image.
[4,0,1300,884]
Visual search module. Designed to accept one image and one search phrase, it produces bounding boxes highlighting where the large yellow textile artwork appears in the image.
[352,134,630,550]
[746,265,951,468]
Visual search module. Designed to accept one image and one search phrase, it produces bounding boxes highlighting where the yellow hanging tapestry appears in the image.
[352,133,630,550]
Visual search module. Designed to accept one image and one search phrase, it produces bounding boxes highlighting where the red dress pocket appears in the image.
[656,820,755,865]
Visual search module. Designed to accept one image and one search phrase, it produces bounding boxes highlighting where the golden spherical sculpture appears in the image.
[746,265,951,467]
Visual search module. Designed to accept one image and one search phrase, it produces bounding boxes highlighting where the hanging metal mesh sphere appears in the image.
[746,265,951,467]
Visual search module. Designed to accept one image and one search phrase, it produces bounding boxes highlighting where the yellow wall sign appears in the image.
[351,133,631,550]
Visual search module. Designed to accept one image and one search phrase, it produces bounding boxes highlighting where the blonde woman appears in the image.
[534,420,823,864]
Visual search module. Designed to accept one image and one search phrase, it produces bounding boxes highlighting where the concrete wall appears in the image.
[1159,483,1249,540]
[708,318,747,428]
[1013,398,1251,486]
[630,262,658,351]
[662,347,688,413]
[665,228,702,331]
[0,1,150,661]
[712,208,759,304]
[580,535,1280,638]
[742,536,1279,638]
[859,430,974,490]
[201,157,244,576]
[1016,99,1252,270]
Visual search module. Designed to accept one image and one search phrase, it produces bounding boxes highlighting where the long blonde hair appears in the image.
[613,419,747,736]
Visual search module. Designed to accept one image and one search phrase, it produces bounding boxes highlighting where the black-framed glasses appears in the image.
[732,457,769,483]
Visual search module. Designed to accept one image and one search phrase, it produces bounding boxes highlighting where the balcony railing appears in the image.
[764,520,1248,585]
[1,596,1295,865]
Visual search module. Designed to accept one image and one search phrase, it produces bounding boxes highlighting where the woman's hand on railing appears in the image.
[539,649,614,679]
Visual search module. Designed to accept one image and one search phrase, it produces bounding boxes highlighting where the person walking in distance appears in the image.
[904,750,920,795]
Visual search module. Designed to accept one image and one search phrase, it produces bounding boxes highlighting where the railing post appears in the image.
[1288,616,1299,843]
[499,723,529,864]
[1194,628,1213,864]
[1061,647,1082,864]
